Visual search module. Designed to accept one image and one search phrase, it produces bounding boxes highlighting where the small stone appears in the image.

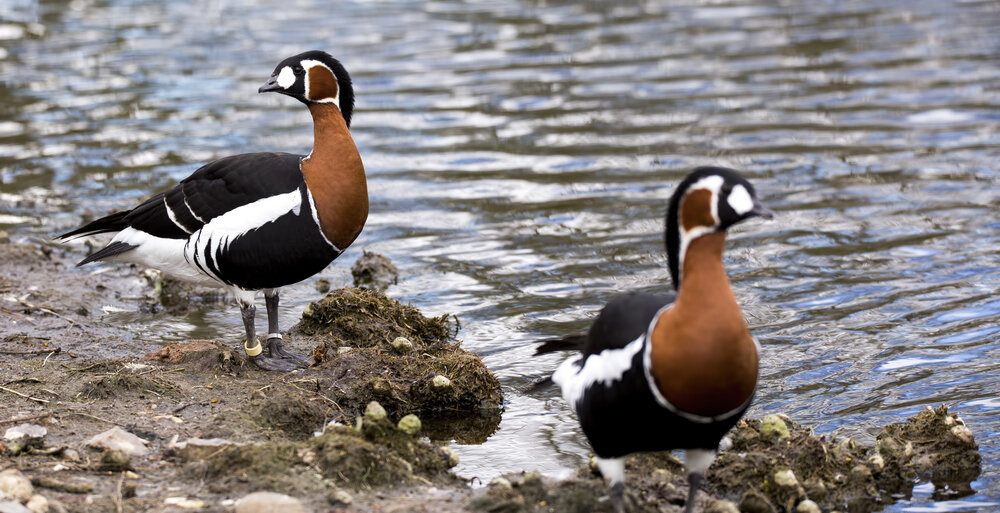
[235,491,307,513]
[760,414,790,442]
[795,499,821,513]
[302,304,314,318]
[84,427,149,457]
[337,346,352,354]
[390,337,413,353]
[4,424,47,441]
[522,472,542,485]
[397,414,422,435]
[0,469,33,503]
[589,456,599,473]
[432,374,452,389]
[705,499,740,513]
[314,278,331,294]
[364,401,387,421]
[489,477,512,490]
[27,495,49,513]
[441,446,460,467]
[164,497,207,509]
[99,449,132,471]
[717,435,733,452]
[849,464,872,483]
[950,424,975,446]
[774,469,798,488]
[326,488,352,506]
[868,454,885,470]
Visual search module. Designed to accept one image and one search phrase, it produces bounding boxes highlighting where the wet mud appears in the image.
[0,239,983,512]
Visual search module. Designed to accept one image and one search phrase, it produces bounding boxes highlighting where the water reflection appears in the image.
[2,0,998,509]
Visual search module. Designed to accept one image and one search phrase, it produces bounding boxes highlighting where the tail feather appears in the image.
[533,333,587,355]
[57,211,130,241]
[77,241,137,266]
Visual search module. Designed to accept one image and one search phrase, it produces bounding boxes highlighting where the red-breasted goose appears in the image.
[534,167,773,513]
[58,50,366,372]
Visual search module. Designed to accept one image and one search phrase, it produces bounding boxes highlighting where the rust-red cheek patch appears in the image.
[308,66,339,103]
[681,189,715,231]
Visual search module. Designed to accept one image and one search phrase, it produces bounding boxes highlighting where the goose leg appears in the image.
[240,294,305,372]
[682,472,703,513]
[262,291,310,367]
[682,449,716,513]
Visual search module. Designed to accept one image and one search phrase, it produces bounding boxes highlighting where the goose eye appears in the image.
[293,65,304,75]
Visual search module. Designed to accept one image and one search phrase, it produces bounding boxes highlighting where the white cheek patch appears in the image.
[276,66,295,89]
[727,184,754,215]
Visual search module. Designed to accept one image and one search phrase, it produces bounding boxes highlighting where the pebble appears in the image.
[0,469,33,503]
[705,499,740,513]
[390,337,413,353]
[3,425,46,441]
[326,488,353,506]
[235,492,307,513]
[760,414,790,441]
[431,374,452,389]
[364,401,387,421]
[397,414,421,435]
[84,427,149,457]
[24,495,47,513]
[773,469,799,488]
[163,497,207,509]
[795,499,821,513]
[99,449,132,471]
[441,446,460,467]
[950,424,975,446]
[489,477,512,490]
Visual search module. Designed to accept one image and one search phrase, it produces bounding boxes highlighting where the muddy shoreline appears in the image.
[0,238,982,513]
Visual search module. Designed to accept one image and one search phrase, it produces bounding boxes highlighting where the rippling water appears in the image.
[2,0,998,509]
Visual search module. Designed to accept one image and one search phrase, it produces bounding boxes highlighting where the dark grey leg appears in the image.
[683,472,703,513]
[248,290,309,370]
[265,290,280,336]
[239,301,259,352]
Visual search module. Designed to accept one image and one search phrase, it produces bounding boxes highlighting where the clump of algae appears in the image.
[292,288,503,436]
[173,402,457,494]
[293,287,455,348]
[706,406,981,512]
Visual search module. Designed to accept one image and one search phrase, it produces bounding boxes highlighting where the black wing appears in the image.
[583,291,675,357]
[59,152,304,241]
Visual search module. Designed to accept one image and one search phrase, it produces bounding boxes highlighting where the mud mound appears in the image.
[293,287,456,347]
[292,288,502,438]
[470,471,664,513]
[876,405,981,494]
[351,251,399,291]
[706,407,981,512]
[172,402,458,493]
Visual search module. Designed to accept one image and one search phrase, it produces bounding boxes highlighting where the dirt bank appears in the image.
[0,238,983,513]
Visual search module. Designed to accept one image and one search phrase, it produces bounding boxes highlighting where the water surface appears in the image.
[2,0,998,510]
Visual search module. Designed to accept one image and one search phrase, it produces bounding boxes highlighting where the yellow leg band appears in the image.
[245,339,262,357]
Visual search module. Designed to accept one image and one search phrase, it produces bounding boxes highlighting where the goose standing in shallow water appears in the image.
[59,50,366,372]
[534,167,773,513]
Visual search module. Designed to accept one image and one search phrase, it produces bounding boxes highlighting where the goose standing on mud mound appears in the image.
[534,167,773,513]
[58,51,366,372]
